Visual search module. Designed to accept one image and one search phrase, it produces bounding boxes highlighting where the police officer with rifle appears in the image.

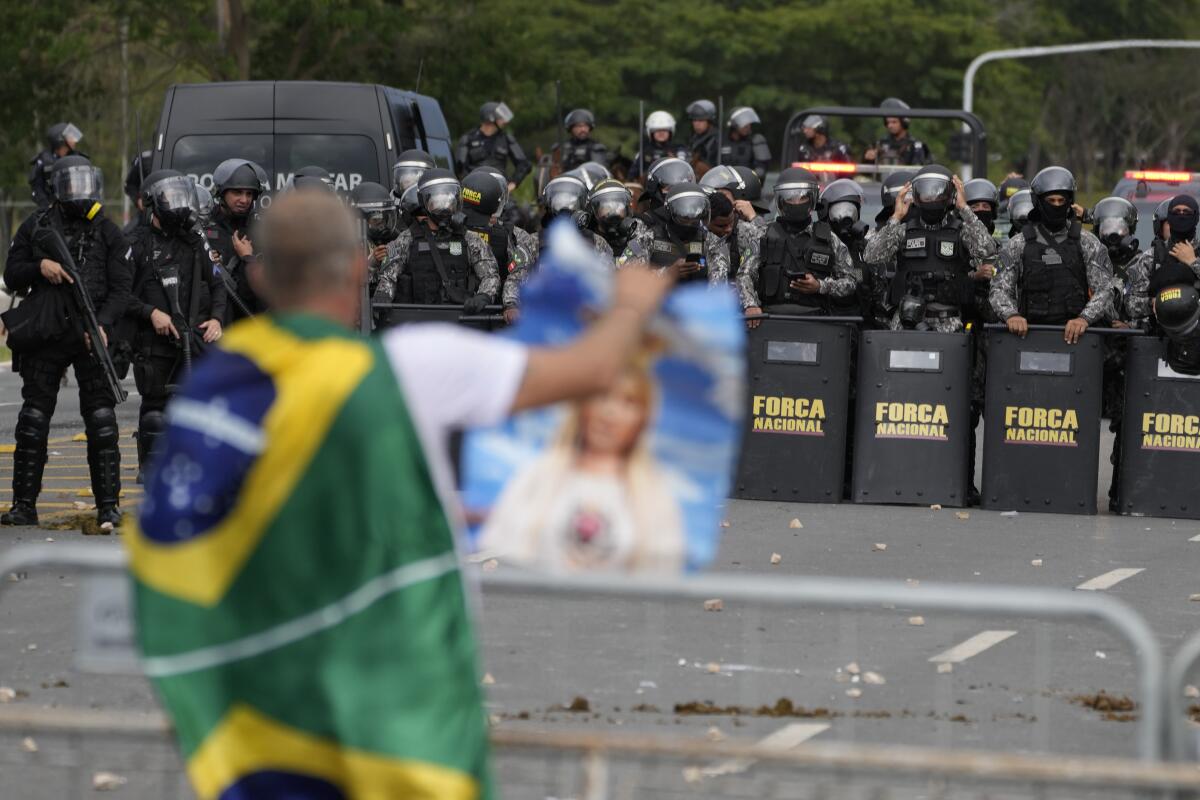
[1,156,131,528]
[126,173,226,481]
[204,158,269,323]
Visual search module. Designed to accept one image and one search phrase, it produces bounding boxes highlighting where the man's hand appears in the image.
[463,293,490,315]
[1171,241,1197,266]
[84,326,109,353]
[198,318,223,343]
[507,181,517,193]
[1064,316,1088,344]
[503,306,520,325]
[232,231,254,259]
[864,147,877,162]
[789,274,821,294]
[39,258,73,285]
[972,264,995,281]
[1111,319,1130,330]
[734,200,757,221]
[953,175,967,210]
[150,309,179,339]
[745,305,763,329]
[1006,314,1029,337]
[891,182,912,221]
[370,244,389,266]
[673,256,702,278]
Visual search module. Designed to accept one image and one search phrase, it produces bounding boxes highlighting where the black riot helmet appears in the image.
[774,167,820,225]
[212,158,268,196]
[699,164,745,196]
[728,106,760,131]
[479,101,514,125]
[588,179,632,234]
[50,155,103,219]
[880,97,911,128]
[45,122,83,151]
[392,150,435,197]
[644,157,695,199]
[731,166,762,201]
[964,177,1000,232]
[541,174,589,216]
[1030,166,1076,230]
[416,168,462,224]
[1008,189,1034,229]
[399,184,420,219]
[566,161,612,191]
[878,169,916,223]
[350,181,400,245]
[123,150,154,203]
[800,114,829,137]
[686,99,717,122]
[665,182,710,231]
[460,169,505,228]
[911,164,954,224]
[150,174,199,235]
[817,179,864,232]
[193,180,216,227]
[287,166,336,193]
[1092,196,1139,250]
[1154,199,1171,241]
[138,169,181,208]
[472,165,510,214]
[1156,284,1200,338]
[997,176,1029,214]
[564,108,596,131]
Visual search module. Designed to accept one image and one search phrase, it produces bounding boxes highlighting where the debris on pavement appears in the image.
[955,511,970,520]
[0,687,16,703]
[1185,685,1199,699]
[908,616,925,626]
[770,553,782,565]
[706,726,724,741]
[863,671,886,685]
[92,772,128,791]
[845,687,863,698]
[481,673,495,686]
[706,662,721,674]
[1031,559,1043,566]
[1189,594,1200,602]
[720,520,731,528]
[788,518,803,529]
[1000,510,1019,517]
[21,737,37,753]
[703,598,724,612]
[929,504,942,511]
[845,662,861,675]
[1070,691,1137,721]
[872,543,887,552]
[937,663,953,674]
[1095,651,1107,659]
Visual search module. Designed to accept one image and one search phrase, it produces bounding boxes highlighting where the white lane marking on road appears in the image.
[1076,568,1144,591]
[694,722,829,779]
[929,630,1017,664]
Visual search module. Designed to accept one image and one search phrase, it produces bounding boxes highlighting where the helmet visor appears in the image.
[1097,216,1130,241]
[730,108,760,128]
[1010,197,1034,222]
[420,184,460,216]
[53,165,103,203]
[494,102,514,124]
[152,176,198,214]
[393,163,428,193]
[668,192,709,226]
[547,188,583,215]
[828,200,859,225]
[776,185,818,207]
[62,123,83,145]
[593,196,628,223]
[399,185,420,214]
[912,175,952,204]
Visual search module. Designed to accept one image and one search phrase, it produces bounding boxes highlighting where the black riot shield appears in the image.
[734,316,856,502]
[1116,335,1200,518]
[852,330,971,507]
[981,326,1105,514]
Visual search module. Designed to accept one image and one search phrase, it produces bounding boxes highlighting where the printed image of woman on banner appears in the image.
[462,220,745,574]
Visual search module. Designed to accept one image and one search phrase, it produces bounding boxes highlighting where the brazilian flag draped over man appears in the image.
[125,314,491,799]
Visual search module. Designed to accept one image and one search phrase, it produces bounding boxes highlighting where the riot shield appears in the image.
[852,330,971,507]
[1116,334,1200,519]
[981,326,1105,514]
[734,316,857,502]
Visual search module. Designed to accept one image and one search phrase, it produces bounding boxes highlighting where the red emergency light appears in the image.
[793,162,858,174]
[1125,170,1193,182]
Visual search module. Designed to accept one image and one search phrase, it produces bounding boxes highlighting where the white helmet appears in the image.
[645,110,676,138]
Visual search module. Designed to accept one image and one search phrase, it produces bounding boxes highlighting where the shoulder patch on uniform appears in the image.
[939,241,956,257]
[449,241,463,256]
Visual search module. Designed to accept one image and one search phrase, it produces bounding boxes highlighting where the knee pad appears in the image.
[84,406,119,449]
[15,407,50,448]
[140,409,166,437]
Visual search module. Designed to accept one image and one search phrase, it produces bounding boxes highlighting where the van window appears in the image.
[172,135,273,191]
[274,134,379,192]
[426,139,454,171]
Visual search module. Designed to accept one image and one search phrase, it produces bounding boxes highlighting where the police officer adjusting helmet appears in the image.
[817,178,864,234]
[1029,166,1077,230]
[645,110,676,139]
[686,99,717,122]
[911,164,955,224]
[392,150,435,198]
[350,181,400,245]
[665,182,710,238]
[774,167,820,226]
[460,169,505,228]
[479,101,514,125]
[728,106,760,131]
[731,166,763,202]
[212,158,268,199]
[1091,196,1139,258]
[1008,189,1034,228]
[564,108,596,131]
[149,173,199,235]
[416,168,462,224]
[589,179,632,234]
[880,97,911,128]
[644,157,695,199]
[878,170,916,223]
[50,155,103,219]
[963,178,1000,231]
[46,122,83,151]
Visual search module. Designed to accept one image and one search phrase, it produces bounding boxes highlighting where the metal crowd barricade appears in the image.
[370,301,507,331]
[1166,628,1200,762]
[734,314,859,503]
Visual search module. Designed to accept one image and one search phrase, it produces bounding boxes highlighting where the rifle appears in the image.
[158,263,193,380]
[34,226,128,404]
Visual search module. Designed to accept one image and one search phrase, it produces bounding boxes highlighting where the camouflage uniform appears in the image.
[862,206,996,333]
[617,225,730,286]
[371,225,500,306]
[503,229,613,309]
[1123,235,1200,326]
[736,225,859,309]
[989,227,1115,325]
[710,221,764,309]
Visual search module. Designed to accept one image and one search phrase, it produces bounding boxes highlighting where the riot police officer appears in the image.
[794,115,851,164]
[204,158,269,323]
[588,178,645,257]
[1093,197,1141,292]
[121,150,154,236]
[622,182,728,284]
[1125,193,1200,328]
[738,167,858,320]
[817,179,875,321]
[997,175,1029,220]
[991,165,1115,352]
[639,157,696,218]
[2,156,132,528]
[29,122,84,208]
[350,181,402,290]
[687,99,720,169]
[127,173,226,479]
[392,150,435,197]
[1006,189,1033,237]
[554,109,610,171]
[461,167,537,322]
[721,107,771,183]
[700,165,764,289]
[864,99,931,166]
[371,169,500,324]
[630,111,690,181]
[456,102,532,190]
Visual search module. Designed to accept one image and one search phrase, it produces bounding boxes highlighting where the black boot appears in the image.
[96,504,122,529]
[85,407,122,528]
[2,407,50,526]
[136,410,166,486]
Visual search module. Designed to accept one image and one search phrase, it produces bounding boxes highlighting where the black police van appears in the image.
[149,81,454,194]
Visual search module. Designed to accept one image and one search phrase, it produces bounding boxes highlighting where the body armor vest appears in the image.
[759,220,837,310]
[407,227,471,305]
[889,217,969,309]
[1019,222,1087,324]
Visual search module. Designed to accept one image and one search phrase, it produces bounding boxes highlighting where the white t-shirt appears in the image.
[381,324,528,526]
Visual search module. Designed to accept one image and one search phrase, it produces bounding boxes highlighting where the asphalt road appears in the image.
[0,362,1197,798]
